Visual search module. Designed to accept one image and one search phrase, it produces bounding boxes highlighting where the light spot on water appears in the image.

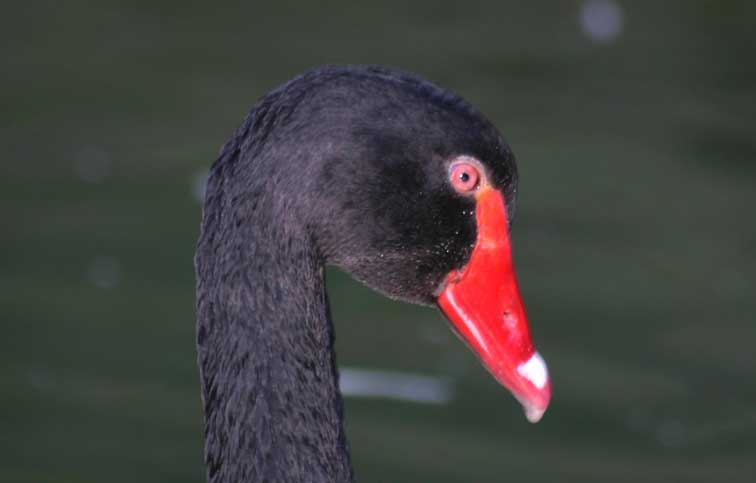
[580,0,624,43]
[87,256,121,289]
[339,367,453,405]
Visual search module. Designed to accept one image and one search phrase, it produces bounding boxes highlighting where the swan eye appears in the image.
[449,162,480,194]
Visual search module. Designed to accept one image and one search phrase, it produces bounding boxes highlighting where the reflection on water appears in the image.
[87,256,122,289]
[579,0,624,43]
[340,367,453,405]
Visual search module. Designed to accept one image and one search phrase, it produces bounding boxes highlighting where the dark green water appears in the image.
[2,1,755,481]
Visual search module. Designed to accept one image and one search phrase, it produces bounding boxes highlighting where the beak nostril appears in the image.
[502,310,520,331]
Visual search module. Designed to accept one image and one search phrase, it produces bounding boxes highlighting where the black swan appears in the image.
[195,65,551,482]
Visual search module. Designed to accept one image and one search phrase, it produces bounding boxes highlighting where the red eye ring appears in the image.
[449,162,480,194]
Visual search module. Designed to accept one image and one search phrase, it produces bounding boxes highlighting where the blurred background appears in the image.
[2,1,755,481]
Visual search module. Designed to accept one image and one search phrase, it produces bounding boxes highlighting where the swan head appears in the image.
[254,65,551,422]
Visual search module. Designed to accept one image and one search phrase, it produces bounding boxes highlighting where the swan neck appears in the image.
[196,209,352,482]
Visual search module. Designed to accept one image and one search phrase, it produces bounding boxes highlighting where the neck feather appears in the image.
[195,183,352,483]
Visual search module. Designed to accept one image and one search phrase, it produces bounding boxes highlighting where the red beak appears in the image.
[437,187,551,422]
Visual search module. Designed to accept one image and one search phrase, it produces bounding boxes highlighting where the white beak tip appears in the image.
[524,404,547,423]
